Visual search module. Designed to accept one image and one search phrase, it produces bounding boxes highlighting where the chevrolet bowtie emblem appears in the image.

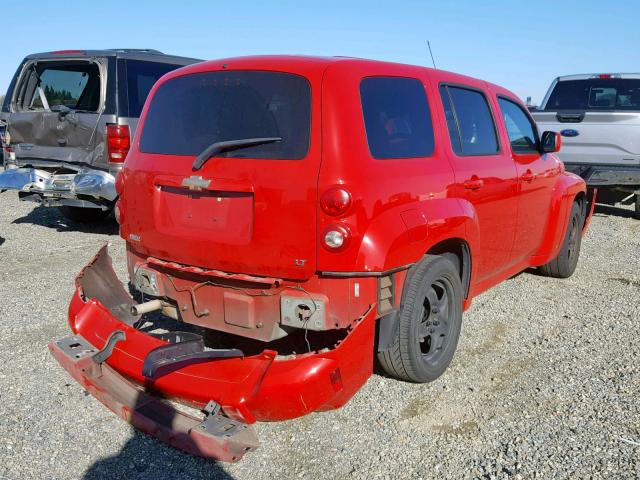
[181,175,211,191]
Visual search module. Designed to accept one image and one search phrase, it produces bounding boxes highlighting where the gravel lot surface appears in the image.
[0,192,638,480]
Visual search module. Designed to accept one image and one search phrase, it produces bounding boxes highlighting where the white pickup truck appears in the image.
[532,74,640,218]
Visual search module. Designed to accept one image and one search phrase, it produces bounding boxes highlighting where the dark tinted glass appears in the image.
[440,86,462,155]
[444,86,499,156]
[498,98,538,152]
[140,71,311,159]
[126,60,184,117]
[545,79,640,111]
[360,77,434,159]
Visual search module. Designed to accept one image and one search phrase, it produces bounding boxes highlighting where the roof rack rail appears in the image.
[106,49,164,54]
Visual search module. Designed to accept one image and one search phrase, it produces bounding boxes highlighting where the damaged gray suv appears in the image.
[0,49,199,222]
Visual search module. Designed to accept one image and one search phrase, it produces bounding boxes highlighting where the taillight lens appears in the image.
[106,124,131,163]
[320,188,352,216]
[322,225,350,251]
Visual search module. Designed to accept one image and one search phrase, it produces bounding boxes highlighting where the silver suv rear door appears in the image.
[7,58,108,167]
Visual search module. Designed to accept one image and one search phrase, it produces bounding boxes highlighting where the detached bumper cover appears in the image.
[50,245,376,460]
[49,333,259,462]
[0,167,116,201]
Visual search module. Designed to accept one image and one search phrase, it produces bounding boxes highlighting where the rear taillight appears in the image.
[320,188,352,216]
[106,124,130,164]
[322,224,351,251]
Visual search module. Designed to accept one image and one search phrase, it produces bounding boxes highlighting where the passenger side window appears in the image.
[498,97,539,153]
[360,77,435,159]
[439,85,499,156]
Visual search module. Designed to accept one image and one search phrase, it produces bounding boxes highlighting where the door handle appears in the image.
[521,170,535,183]
[463,177,484,190]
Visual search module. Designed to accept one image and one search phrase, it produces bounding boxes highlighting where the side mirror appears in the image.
[540,131,561,154]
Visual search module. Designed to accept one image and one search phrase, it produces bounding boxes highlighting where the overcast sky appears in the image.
[3,0,640,104]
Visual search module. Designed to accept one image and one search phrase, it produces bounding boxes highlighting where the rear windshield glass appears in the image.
[140,71,311,159]
[545,79,640,111]
[360,77,435,159]
[124,60,186,117]
[16,62,101,112]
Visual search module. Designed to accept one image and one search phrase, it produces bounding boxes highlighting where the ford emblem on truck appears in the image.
[560,129,580,137]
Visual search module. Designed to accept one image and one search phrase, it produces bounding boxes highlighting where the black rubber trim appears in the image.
[376,309,400,353]
[319,263,414,278]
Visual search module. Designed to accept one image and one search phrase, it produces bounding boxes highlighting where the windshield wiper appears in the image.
[192,137,282,171]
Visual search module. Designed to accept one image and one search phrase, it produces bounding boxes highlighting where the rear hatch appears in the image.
[532,76,640,167]
[7,57,107,166]
[121,67,322,280]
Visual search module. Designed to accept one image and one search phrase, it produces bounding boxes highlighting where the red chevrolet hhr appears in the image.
[50,55,591,461]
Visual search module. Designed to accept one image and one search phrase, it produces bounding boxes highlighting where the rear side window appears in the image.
[440,85,499,156]
[140,71,311,159]
[545,79,640,111]
[124,60,185,117]
[497,97,539,153]
[360,77,435,159]
[15,61,101,112]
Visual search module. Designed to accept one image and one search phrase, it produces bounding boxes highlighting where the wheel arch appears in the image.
[350,197,479,274]
[425,238,472,300]
[531,172,587,265]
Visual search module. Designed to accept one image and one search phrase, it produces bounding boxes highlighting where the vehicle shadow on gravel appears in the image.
[593,204,637,220]
[10,205,119,235]
[83,431,235,480]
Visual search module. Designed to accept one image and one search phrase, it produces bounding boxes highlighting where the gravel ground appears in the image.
[0,192,638,480]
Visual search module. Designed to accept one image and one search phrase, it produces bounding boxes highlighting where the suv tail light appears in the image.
[322,224,351,251]
[320,188,352,216]
[106,124,130,163]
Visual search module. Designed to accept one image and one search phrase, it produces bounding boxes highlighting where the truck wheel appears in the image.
[539,201,583,278]
[59,206,111,224]
[378,255,463,383]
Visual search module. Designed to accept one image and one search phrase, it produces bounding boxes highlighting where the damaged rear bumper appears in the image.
[0,166,116,207]
[49,245,376,461]
[49,333,259,462]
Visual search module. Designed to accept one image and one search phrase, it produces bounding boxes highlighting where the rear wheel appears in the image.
[539,201,583,278]
[378,255,463,383]
[59,206,111,224]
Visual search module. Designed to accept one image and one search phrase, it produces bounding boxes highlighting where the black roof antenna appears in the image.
[427,41,437,69]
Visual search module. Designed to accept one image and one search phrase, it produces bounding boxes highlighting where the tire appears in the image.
[59,206,111,224]
[378,255,463,383]
[539,201,583,278]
